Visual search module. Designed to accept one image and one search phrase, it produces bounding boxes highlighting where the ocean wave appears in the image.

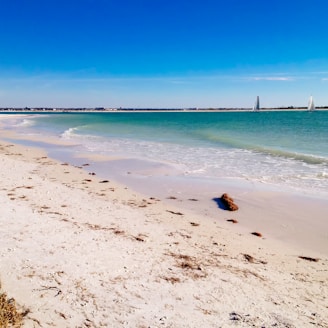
[60,127,80,139]
[14,118,35,128]
[198,131,328,166]
[60,127,110,149]
[249,146,328,166]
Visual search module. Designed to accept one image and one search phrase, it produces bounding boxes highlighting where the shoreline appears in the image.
[0,139,327,327]
[64,152,328,256]
[2,125,328,257]
[1,108,328,114]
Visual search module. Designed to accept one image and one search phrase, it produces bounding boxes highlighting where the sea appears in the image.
[2,110,328,197]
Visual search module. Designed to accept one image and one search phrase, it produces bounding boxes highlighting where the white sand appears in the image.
[0,140,327,327]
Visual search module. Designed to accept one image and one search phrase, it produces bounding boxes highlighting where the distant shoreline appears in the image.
[1,107,328,113]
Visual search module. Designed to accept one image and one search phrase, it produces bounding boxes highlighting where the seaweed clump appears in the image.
[221,193,239,211]
[0,283,26,328]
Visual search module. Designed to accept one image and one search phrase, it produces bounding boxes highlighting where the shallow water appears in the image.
[2,110,328,196]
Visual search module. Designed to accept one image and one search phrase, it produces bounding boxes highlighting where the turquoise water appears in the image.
[3,111,328,195]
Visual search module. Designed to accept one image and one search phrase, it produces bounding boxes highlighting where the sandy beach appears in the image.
[0,137,328,327]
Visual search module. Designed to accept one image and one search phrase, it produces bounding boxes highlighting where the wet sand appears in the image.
[50,150,328,257]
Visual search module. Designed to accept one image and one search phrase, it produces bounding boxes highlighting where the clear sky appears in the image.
[1,0,327,108]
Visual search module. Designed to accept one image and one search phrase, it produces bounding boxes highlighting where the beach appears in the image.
[0,117,328,327]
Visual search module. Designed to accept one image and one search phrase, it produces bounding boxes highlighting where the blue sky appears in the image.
[0,0,327,108]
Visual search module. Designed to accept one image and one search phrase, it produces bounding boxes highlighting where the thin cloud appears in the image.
[249,76,293,81]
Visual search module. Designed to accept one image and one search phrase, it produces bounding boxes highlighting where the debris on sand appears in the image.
[221,193,239,211]
[251,232,263,237]
[298,256,319,262]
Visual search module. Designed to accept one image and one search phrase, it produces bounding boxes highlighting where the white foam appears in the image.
[15,118,35,127]
[61,127,79,139]
[61,133,328,196]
